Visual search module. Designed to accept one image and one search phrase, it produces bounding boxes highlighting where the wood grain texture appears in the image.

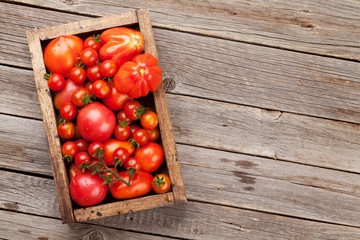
[0,210,171,240]
[2,171,360,240]
[1,2,360,123]
[7,0,360,60]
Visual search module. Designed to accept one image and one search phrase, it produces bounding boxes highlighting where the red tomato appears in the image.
[74,139,89,153]
[46,73,65,91]
[124,157,141,173]
[135,142,164,172]
[72,88,92,107]
[85,82,93,94]
[80,48,98,66]
[99,27,144,67]
[70,172,107,207]
[152,174,171,194]
[114,53,162,98]
[146,128,160,142]
[129,124,141,138]
[61,141,79,161]
[69,67,86,84]
[102,82,132,111]
[77,102,116,142]
[88,141,105,159]
[86,64,103,82]
[44,35,83,77]
[57,121,75,139]
[60,102,77,121]
[54,79,85,110]
[141,111,158,130]
[103,139,135,166]
[69,163,82,182]
[75,152,92,166]
[100,60,118,77]
[114,121,131,141]
[113,147,130,165]
[109,170,153,199]
[132,129,149,146]
[123,100,141,121]
[84,35,101,51]
[73,123,81,139]
[92,80,110,98]
[116,110,133,125]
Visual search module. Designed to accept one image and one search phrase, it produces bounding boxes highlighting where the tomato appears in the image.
[123,100,142,121]
[69,163,82,182]
[75,152,92,166]
[113,147,130,165]
[116,110,133,125]
[84,35,101,52]
[70,172,107,207]
[57,121,75,139]
[80,48,98,66]
[141,111,158,130]
[99,27,144,67]
[73,123,81,139]
[103,139,135,166]
[102,81,132,111]
[100,60,118,77]
[77,102,116,142]
[85,82,93,94]
[92,80,110,98]
[114,53,162,98]
[132,129,149,146]
[129,124,141,138]
[114,121,131,141]
[44,35,83,77]
[72,88,92,107]
[54,79,85,110]
[46,73,65,91]
[146,128,160,142]
[86,64,103,82]
[135,142,164,173]
[88,141,105,160]
[109,170,153,199]
[60,102,77,121]
[69,66,86,84]
[124,157,141,175]
[61,141,78,162]
[152,174,171,194]
[74,139,89,153]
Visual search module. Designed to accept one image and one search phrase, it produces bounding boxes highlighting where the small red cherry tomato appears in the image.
[73,123,81,139]
[71,88,92,107]
[117,110,133,125]
[60,102,77,121]
[114,121,131,141]
[100,60,118,77]
[74,139,89,153]
[80,48,98,66]
[146,128,160,142]
[69,66,86,84]
[84,35,101,52]
[75,152,92,166]
[86,64,103,82]
[113,147,130,165]
[92,80,110,98]
[123,100,142,120]
[85,82,93,94]
[124,157,141,173]
[57,121,75,139]
[132,129,149,146]
[141,111,158,130]
[61,141,79,162]
[129,124,140,138]
[46,73,65,91]
[152,174,171,194]
[88,141,105,159]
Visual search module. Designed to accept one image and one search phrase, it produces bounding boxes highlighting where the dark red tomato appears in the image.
[60,102,77,121]
[141,111,158,130]
[74,139,89,153]
[85,82,93,94]
[103,139,135,166]
[61,141,79,162]
[44,35,83,77]
[88,141,105,159]
[70,172,107,207]
[57,121,75,139]
[69,163,82,182]
[75,152,92,166]
[109,170,153,199]
[124,157,141,174]
[77,102,116,142]
[114,121,131,141]
[69,67,86,84]
[80,48,98,66]
[86,64,103,82]
[116,110,133,125]
[46,73,66,91]
[102,81,132,111]
[135,142,164,173]
[123,100,141,121]
[92,80,110,98]
[71,88,91,107]
[113,147,130,165]
[73,123,81,139]
[54,79,85,110]
[152,174,171,194]
[132,129,149,146]
[129,124,140,138]
[100,60,118,77]
[146,128,160,142]
[84,35,101,52]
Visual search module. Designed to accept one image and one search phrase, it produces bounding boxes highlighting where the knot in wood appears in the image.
[163,77,176,91]
[89,231,104,240]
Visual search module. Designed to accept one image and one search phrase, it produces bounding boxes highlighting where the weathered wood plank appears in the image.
[0,210,171,240]
[1,3,360,123]
[7,0,360,60]
[2,171,360,240]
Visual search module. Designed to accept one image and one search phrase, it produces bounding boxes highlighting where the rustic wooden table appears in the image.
[1,1,360,239]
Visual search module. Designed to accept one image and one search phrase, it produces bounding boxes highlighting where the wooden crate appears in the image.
[26,9,186,223]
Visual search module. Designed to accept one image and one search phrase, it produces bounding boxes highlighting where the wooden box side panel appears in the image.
[26,29,75,223]
[136,9,187,203]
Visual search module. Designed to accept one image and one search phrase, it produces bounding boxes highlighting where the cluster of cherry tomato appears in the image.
[44,27,171,207]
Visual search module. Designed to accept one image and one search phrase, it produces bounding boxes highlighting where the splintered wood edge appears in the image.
[37,11,139,40]
[25,28,75,223]
[74,193,174,222]
[137,9,187,203]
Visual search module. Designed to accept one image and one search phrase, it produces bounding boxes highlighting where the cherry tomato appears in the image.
[152,174,171,194]
[61,141,79,162]
[69,163,82,182]
[123,100,142,120]
[71,88,92,107]
[77,102,116,142]
[88,141,105,159]
[74,139,89,153]
[124,157,141,173]
[69,66,86,84]
[114,121,131,141]
[100,60,118,77]
[57,121,75,139]
[129,124,140,138]
[46,73,65,91]
[73,123,81,139]
[103,139,135,166]
[85,82,93,94]
[113,147,130,165]
[135,142,164,173]
[146,128,160,142]
[60,102,77,121]
[86,64,103,82]
[116,110,133,125]
[75,152,92,166]
[102,81,132,111]
[80,48,98,66]
[92,80,110,98]
[132,129,149,146]
[54,79,85,110]
[70,172,108,207]
[84,35,101,52]
[141,111,158,130]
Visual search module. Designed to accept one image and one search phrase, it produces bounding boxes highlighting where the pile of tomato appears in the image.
[44,27,171,207]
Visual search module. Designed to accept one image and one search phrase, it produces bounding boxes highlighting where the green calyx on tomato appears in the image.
[63,155,73,163]
[117,120,129,127]
[151,175,165,188]
[128,138,140,149]
[81,92,94,106]
[135,106,148,121]
[58,117,68,126]
[92,147,105,160]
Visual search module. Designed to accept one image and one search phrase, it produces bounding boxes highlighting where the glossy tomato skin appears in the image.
[102,82,132,111]
[77,102,116,142]
[92,80,110,98]
[72,88,91,107]
[44,35,83,77]
[132,129,149,146]
[124,157,141,173]
[114,123,131,141]
[88,141,105,159]
[103,139,135,166]
[135,142,164,172]
[146,128,160,142]
[109,170,153,199]
[70,172,107,207]
[58,121,75,139]
[80,48,98,66]
[74,139,89,153]
[152,174,171,194]
[117,110,133,125]
[69,67,86,84]
[47,73,65,91]
[84,36,101,51]
[141,111,158,130]
[123,100,141,121]
[61,141,78,159]
[75,152,91,166]
[60,102,77,121]
[86,65,103,82]
[54,79,85,110]
[69,163,82,182]
[113,147,130,164]
[100,60,118,77]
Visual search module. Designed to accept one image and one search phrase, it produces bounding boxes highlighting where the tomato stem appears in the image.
[139,68,146,76]
[128,139,140,149]
[44,73,52,80]
[117,120,129,127]
[152,175,166,188]
[135,106,148,121]
[92,34,102,42]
